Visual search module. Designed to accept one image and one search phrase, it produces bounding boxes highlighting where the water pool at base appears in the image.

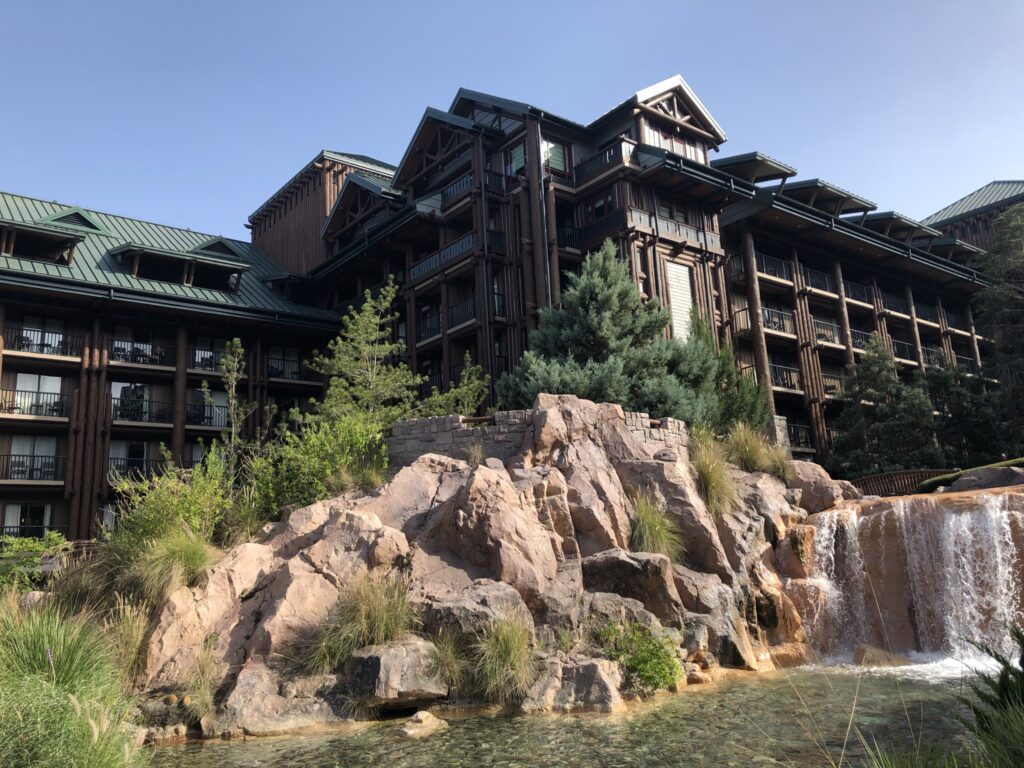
[151,664,978,768]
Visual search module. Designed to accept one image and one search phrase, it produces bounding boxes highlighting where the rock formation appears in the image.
[142,395,841,738]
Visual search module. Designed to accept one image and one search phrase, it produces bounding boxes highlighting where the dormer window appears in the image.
[109,242,248,293]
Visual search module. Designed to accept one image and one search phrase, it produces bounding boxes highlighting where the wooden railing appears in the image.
[853,468,957,497]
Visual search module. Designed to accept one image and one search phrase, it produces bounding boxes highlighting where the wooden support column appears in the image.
[870,277,892,352]
[544,180,561,307]
[791,249,827,456]
[831,259,855,369]
[742,228,774,414]
[525,119,550,310]
[714,256,732,343]
[905,285,926,368]
[936,298,956,365]
[406,292,418,374]
[93,337,110,506]
[440,281,450,387]
[67,343,90,537]
[517,189,538,330]
[0,304,5,388]
[172,325,188,463]
[967,305,983,368]
[78,322,102,539]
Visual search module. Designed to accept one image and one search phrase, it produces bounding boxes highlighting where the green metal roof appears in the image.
[922,181,1024,226]
[0,191,340,327]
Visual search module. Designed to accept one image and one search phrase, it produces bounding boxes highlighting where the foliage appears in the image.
[180,635,219,723]
[132,528,218,609]
[916,457,1024,494]
[690,431,739,517]
[462,438,486,466]
[303,573,415,674]
[829,334,944,478]
[975,202,1024,445]
[629,491,683,560]
[0,530,71,592]
[474,616,537,704]
[101,594,149,691]
[429,628,471,698]
[596,623,681,695]
[861,741,972,768]
[715,340,772,433]
[963,626,1024,764]
[723,421,793,483]
[920,363,1007,468]
[419,353,490,419]
[497,240,721,423]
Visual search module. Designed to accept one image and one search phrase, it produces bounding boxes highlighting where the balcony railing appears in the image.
[922,346,946,367]
[418,369,442,399]
[850,329,872,350]
[628,208,703,244]
[449,363,465,384]
[891,339,916,360]
[267,358,316,380]
[827,428,842,446]
[843,279,872,304]
[4,327,83,357]
[574,141,635,186]
[821,370,847,398]
[493,354,510,375]
[769,364,801,390]
[802,266,836,293]
[557,220,579,250]
[440,173,473,208]
[1,525,68,539]
[762,307,796,335]
[190,348,224,371]
[448,296,476,328]
[493,291,507,318]
[787,423,814,450]
[916,303,940,324]
[111,398,173,423]
[0,454,65,481]
[578,209,627,245]
[109,457,166,479]
[110,339,175,366]
[0,391,68,417]
[945,310,968,331]
[186,403,229,428]
[882,291,910,315]
[416,312,441,342]
[756,252,793,281]
[409,232,476,282]
[813,319,841,345]
[956,354,975,370]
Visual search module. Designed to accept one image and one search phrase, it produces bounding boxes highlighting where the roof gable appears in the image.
[392,107,477,188]
[922,181,1024,226]
[632,76,727,146]
[192,237,246,261]
[36,206,107,235]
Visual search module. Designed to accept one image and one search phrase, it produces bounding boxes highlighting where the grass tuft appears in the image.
[463,439,486,466]
[474,617,536,704]
[429,628,471,698]
[691,433,740,518]
[101,594,149,691]
[303,573,415,675]
[724,421,794,483]
[629,491,683,560]
[132,528,219,608]
[180,635,219,723]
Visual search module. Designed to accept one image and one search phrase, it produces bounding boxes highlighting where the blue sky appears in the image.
[5,0,1022,239]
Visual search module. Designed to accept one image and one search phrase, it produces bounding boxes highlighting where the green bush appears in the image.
[629,491,683,560]
[429,628,471,697]
[303,573,414,674]
[691,432,739,517]
[101,593,149,691]
[0,530,71,591]
[596,623,681,695]
[131,528,219,609]
[474,617,536,704]
[916,457,1024,494]
[724,421,794,484]
[962,626,1024,767]
[180,635,219,723]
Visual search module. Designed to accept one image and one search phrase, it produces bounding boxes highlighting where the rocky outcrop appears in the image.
[944,466,1024,493]
[142,394,819,737]
[787,460,855,514]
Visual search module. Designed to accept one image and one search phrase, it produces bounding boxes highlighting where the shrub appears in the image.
[303,573,414,674]
[963,625,1024,767]
[724,421,793,484]
[629,491,683,560]
[101,593,149,690]
[691,434,739,517]
[474,617,536,704]
[180,635,219,723]
[131,528,219,608]
[0,530,71,591]
[429,628,471,698]
[463,439,485,466]
[597,623,681,695]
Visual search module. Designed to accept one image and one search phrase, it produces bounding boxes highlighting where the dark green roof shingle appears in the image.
[923,181,1024,226]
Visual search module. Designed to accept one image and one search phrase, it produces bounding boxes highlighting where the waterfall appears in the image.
[802,491,1024,658]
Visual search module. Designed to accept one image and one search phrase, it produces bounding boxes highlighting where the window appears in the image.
[268,345,301,379]
[506,143,526,175]
[542,140,569,175]
[11,373,62,415]
[3,502,51,537]
[585,189,617,223]
[8,435,57,480]
[17,316,64,353]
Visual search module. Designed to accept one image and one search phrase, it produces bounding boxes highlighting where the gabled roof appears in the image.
[922,181,1024,226]
[0,191,339,326]
[392,107,479,188]
[36,206,108,235]
[191,236,248,261]
[321,171,404,239]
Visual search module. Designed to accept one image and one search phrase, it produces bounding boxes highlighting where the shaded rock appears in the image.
[734,470,793,546]
[416,579,532,638]
[303,509,408,587]
[672,566,730,615]
[776,524,816,579]
[584,592,662,632]
[400,711,449,738]
[522,656,624,714]
[247,560,338,658]
[946,466,1024,493]
[533,561,585,629]
[787,461,844,513]
[344,636,447,709]
[582,549,682,624]
[852,644,914,667]
[835,480,862,501]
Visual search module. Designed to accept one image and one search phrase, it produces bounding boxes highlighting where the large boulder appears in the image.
[787,461,844,514]
[582,549,682,624]
[415,579,533,638]
[344,637,448,709]
[522,656,624,714]
[946,466,1024,493]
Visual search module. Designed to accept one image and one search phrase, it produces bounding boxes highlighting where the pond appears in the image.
[152,660,980,768]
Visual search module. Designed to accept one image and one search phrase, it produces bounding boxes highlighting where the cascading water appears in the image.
[801,490,1024,659]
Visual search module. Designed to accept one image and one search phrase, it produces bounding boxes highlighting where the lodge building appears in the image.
[0,75,991,539]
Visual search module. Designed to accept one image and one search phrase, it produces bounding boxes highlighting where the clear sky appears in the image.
[5,0,1022,240]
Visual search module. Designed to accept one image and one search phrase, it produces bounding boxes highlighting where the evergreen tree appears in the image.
[829,334,943,477]
[715,340,771,433]
[496,240,721,422]
[920,363,1005,468]
[975,202,1024,448]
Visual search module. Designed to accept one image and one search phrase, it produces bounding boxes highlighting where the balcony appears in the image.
[409,232,476,282]
[557,220,580,251]
[922,346,946,367]
[578,209,627,246]
[821,370,847,398]
[891,339,916,361]
[802,266,837,293]
[916,303,940,324]
[440,173,473,208]
[787,423,814,450]
[416,312,441,343]
[850,329,872,350]
[1,525,68,539]
[843,279,872,304]
[186,403,229,428]
[110,339,175,367]
[4,327,83,357]
[111,398,173,424]
[0,454,65,482]
[448,296,476,329]
[418,369,442,399]
[190,348,224,372]
[574,141,635,186]
[769,364,801,390]
[109,456,166,479]
[945,310,968,331]
[813,319,842,345]
[0,391,68,417]
[827,428,842,446]
[756,252,793,281]
[956,354,975,370]
[267,358,317,381]
[882,291,910,315]
[762,307,796,335]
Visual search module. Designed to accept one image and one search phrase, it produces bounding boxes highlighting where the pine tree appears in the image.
[920,363,1005,468]
[496,240,721,422]
[715,340,771,433]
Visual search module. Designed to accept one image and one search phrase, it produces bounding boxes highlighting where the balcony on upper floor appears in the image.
[843,279,872,305]
[769,363,802,391]
[733,306,796,337]
[922,346,946,367]
[916,302,940,324]
[882,291,910,316]
[186,403,229,429]
[408,232,476,283]
[416,311,442,344]
[110,338,175,368]
[787,423,815,451]
[757,252,793,282]
[821,369,848,398]
[111,397,173,424]
[813,319,842,346]
[850,328,873,351]
[108,456,166,479]
[0,454,65,482]
[573,140,636,187]
[802,265,837,294]
[447,296,476,329]
[4,327,83,358]
[625,209,722,251]
[0,391,69,418]
[891,339,916,361]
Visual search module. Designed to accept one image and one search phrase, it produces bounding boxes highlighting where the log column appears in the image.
[936,298,957,366]
[525,119,550,310]
[440,281,450,387]
[870,277,892,353]
[544,179,561,307]
[517,187,538,331]
[905,285,926,368]
[967,305,983,368]
[791,249,827,455]
[831,259,856,369]
[172,325,188,463]
[742,228,774,414]
[0,304,5,388]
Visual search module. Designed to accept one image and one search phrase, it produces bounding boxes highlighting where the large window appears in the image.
[506,143,526,175]
[542,139,569,175]
[584,189,617,223]
[10,373,62,415]
[8,435,58,480]
[3,502,51,537]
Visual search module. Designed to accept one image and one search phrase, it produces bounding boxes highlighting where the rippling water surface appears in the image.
[151,665,977,768]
